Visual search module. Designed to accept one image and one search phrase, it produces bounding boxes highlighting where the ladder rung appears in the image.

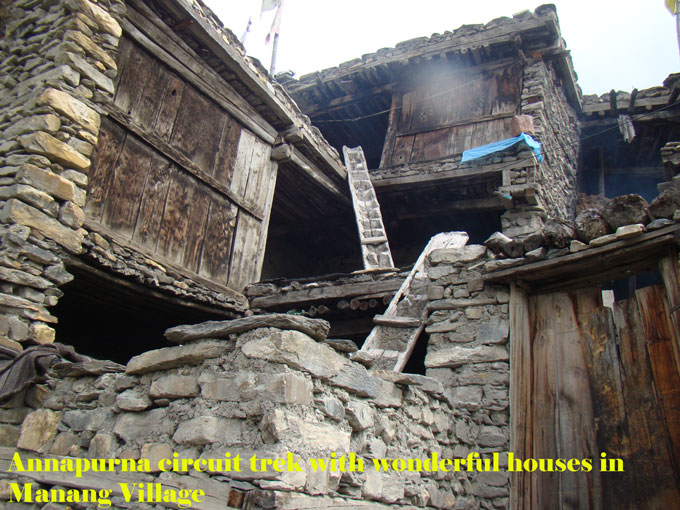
[361,236,388,245]
[373,315,422,328]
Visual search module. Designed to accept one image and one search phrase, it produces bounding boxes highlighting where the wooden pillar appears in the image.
[509,282,531,510]
[658,248,680,378]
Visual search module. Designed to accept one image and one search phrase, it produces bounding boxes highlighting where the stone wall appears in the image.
[502,59,580,238]
[0,0,123,348]
[423,244,511,510]
[0,319,512,510]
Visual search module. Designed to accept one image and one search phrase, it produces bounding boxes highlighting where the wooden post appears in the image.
[509,282,531,510]
[658,248,680,378]
[269,32,279,76]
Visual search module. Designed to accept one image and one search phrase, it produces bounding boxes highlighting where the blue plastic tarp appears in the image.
[461,133,543,163]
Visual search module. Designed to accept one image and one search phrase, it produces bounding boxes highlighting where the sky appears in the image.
[205,1,680,96]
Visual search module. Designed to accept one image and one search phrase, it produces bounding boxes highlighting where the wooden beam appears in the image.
[486,224,680,288]
[66,256,240,318]
[287,17,557,94]
[250,277,405,309]
[304,83,394,117]
[83,219,248,310]
[509,283,531,510]
[372,159,525,189]
[278,146,350,203]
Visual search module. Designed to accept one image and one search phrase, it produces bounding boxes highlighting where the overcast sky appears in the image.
[205,1,679,96]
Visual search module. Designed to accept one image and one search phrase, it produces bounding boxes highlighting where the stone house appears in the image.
[0,1,679,509]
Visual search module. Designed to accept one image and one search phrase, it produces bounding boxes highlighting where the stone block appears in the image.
[39,88,101,134]
[425,345,509,368]
[89,432,116,457]
[140,442,173,472]
[476,320,509,345]
[173,416,242,446]
[511,114,535,136]
[317,397,345,421]
[18,132,90,171]
[116,390,151,411]
[0,424,20,446]
[430,245,486,265]
[63,409,112,431]
[18,164,76,202]
[449,386,483,412]
[241,329,346,378]
[68,0,123,37]
[4,114,61,138]
[0,184,59,217]
[17,409,61,451]
[64,30,117,70]
[59,201,84,228]
[0,199,83,253]
[113,409,172,442]
[60,52,114,94]
[126,340,228,374]
[260,409,350,452]
[477,426,507,448]
[49,432,78,455]
[149,375,199,399]
[28,323,55,344]
[345,401,373,431]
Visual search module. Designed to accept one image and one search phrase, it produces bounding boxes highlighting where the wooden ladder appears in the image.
[359,232,469,371]
[343,146,395,270]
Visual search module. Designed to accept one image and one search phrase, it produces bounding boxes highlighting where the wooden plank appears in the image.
[372,315,421,328]
[636,285,680,480]
[101,133,154,239]
[113,37,153,115]
[229,129,256,201]
[613,297,680,508]
[105,106,263,220]
[181,184,211,273]
[227,212,261,290]
[121,9,277,144]
[379,92,403,169]
[409,127,452,163]
[243,137,272,207]
[170,85,226,172]
[553,291,600,509]
[389,134,415,167]
[132,151,172,251]
[153,69,185,142]
[156,168,196,265]
[658,250,680,379]
[85,117,126,222]
[213,115,241,185]
[530,293,559,510]
[249,278,405,309]
[509,283,531,510]
[198,196,238,283]
[128,50,165,128]
[253,160,279,282]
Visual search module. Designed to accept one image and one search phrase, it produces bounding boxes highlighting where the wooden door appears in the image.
[511,283,680,509]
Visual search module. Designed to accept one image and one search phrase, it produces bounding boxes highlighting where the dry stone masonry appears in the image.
[0,0,124,349]
[0,315,513,510]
